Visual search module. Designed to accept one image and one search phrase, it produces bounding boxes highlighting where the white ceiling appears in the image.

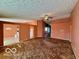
[0,0,78,22]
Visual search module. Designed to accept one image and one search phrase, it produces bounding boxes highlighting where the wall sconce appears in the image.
[6,27,12,30]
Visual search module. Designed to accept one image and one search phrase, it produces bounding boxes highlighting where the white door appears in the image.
[30,27,34,39]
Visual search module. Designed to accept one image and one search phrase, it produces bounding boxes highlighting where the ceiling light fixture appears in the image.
[44,15,53,24]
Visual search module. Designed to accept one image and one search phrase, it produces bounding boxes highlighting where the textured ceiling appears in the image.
[0,0,78,21]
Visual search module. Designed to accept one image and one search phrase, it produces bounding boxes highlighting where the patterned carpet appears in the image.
[0,38,75,59]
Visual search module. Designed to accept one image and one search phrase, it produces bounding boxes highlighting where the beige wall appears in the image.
[51,18,72,41]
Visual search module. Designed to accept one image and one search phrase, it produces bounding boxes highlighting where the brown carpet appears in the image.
[0,38,75,59]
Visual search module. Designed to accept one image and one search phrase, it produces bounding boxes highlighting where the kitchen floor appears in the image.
[0,38,75,59]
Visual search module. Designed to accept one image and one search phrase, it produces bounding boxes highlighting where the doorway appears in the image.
[44,23,51,38]
[3,24,20,46]
[30,26,34,39]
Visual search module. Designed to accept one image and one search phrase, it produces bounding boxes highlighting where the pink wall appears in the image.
[4,20,37,41]
[19,23,30,41]
[4,24,19,39]
[19,21,37,41]
[37,20,45,37]
[51,18,72,41]
[27,20,37,25]
[71,0,79,59]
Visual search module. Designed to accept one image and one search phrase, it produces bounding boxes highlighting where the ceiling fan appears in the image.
[43,15,53,24]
